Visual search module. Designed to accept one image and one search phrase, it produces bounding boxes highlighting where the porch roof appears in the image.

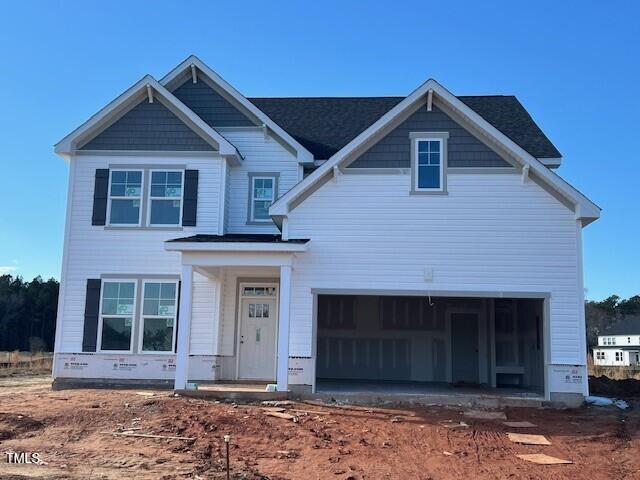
[165,234,309,252]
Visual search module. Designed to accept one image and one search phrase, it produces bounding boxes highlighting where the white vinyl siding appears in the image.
[57,153,224,352]
[222,130,300,233]
[286,172,583,365]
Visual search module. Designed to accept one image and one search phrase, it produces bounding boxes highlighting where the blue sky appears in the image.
[0,1,637,300]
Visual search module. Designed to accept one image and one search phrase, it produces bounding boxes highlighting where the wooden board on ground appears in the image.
[503,421,537,428]
[463,410,507,420]
[516,454,572,465]
[264,411,298,421]
[507,433,551,445]
[300,400,416,417]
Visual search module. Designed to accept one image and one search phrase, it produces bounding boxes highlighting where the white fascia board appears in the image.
[271,78,600,223]
[539,157,562,168]
[54,75,242,164]
[164,241,308,253]
[160,55,314,164]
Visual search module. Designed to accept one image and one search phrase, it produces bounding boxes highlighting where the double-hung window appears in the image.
[615,351,623,362]
[249,175,277,222]
[596,351,605,360]
[108,170,143,225]
[140,281,178,353]
[411,133,448,193]
[99,280,136,352]
[148,170,183,226]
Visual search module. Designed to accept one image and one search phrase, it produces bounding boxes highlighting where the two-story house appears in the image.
[593,318,640,367]
[52,56,600,407]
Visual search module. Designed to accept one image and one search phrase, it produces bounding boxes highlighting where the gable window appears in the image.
[249,174,278,222]
[410,132,448,193]
[98,280,136,352]
[140,281,178,353]
[148,171,183,226]
[108,170,142,225]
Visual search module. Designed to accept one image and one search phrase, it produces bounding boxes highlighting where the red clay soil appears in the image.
[0,377,639,479]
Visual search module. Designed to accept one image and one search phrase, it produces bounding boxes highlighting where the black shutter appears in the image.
[174,281,181,353]
[92,169,109,226]
[82,279,102,352]
[182,170,198,226]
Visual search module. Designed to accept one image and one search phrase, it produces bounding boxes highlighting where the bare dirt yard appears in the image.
[0,375,639,479]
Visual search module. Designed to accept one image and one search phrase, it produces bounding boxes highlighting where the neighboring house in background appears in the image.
[593,318,640,367]
[52,55,600,407]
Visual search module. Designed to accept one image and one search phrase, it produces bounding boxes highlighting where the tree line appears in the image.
[0,275,59,352]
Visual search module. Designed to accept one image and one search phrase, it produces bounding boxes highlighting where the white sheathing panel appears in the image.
[222,130,300,233]
[189,272,218,355]
[58,153,224,353]
[287,173,582,365]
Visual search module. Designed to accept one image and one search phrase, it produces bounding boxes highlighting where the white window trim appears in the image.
[146,169,185,227]
[249,175,277,223]
[107,169,144,226]
[409,132,449,195]
[97,279,138,354]
[138,279,179,354]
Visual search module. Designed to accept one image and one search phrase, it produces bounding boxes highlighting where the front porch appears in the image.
[166,234,309,393]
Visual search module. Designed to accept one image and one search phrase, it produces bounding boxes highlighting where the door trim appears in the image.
[235,282,279,381]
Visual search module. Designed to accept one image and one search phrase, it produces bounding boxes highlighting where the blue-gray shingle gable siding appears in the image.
[80,99,215,151]
[173,78,256,128]
[348,105,510,168]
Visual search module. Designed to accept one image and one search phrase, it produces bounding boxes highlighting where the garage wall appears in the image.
[316,296,450,382]
[286,172,581,368]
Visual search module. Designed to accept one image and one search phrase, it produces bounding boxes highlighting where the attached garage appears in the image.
[315,294,546,397]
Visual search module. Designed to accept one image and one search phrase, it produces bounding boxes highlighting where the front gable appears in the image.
[55,75,241,161]
[348,104,510,169]
[271,78,600,225]
[80,96,214,151]
[173,74,257,128]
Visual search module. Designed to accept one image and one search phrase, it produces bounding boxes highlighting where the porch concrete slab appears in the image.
[311,380,544,409]
[176,383,288,401]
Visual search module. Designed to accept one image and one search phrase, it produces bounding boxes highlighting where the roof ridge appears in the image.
[249,95,515,100]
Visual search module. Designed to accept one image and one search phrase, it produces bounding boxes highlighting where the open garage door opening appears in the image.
[315,294,546,399]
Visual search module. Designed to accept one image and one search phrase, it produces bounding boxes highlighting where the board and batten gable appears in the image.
[285,171,584,366]
[56,153,224,354]
[348,104,511,169]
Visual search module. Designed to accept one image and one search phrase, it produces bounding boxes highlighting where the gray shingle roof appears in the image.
[249,96,561,160]
[602,317,640,336]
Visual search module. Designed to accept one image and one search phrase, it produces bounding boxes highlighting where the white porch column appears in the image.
[174,264,193,390]
[277,264,292,391]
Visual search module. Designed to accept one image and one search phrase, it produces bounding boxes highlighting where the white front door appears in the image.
[238,297,277,380]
